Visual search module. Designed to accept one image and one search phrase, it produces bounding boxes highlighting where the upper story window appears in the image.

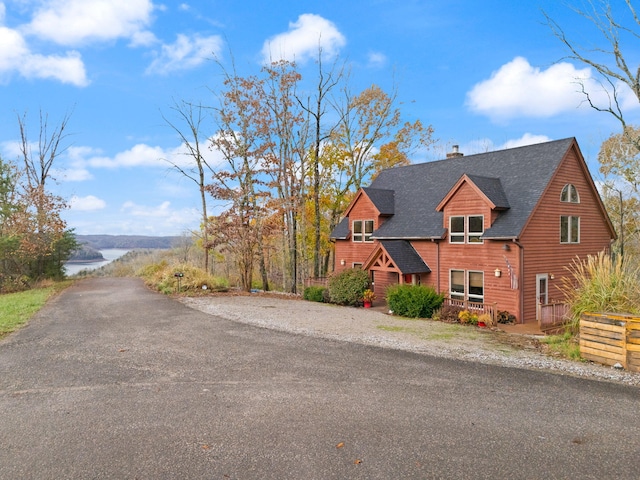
[449,215,484,244]
[561,184,580,203]
[353,220,374,242]
[560,216,580,244]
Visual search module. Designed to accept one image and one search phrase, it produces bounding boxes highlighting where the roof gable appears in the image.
[371,138,576,240]
[436,174,510,212]
[364,240,431,274]
[342,187,395,218]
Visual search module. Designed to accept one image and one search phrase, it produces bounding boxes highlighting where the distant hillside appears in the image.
[69,244,105,262]
[75,235,181,250]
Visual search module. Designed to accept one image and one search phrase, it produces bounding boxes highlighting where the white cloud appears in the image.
[146,33,222,75]
[120,200,200,232]
[466,57,604,121]
[70,195,107,211]
[261,14,346,65]
[497,133,552,150]
[367,51,387,69]
[25,0,155,47]
[460,133,552,155]
[64,140,223,172]
[0,26,88,85]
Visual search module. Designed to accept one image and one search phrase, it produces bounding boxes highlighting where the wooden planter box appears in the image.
[580,313,640,372]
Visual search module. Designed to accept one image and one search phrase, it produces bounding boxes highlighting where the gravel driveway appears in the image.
[181,292,640,386]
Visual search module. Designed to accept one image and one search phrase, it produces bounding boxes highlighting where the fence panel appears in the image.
[579,312,640,372]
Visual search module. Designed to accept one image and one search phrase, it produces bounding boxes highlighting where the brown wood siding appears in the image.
[372,271,398,299]
[333,195,381,274]
[519,145,614,322]
[439,183,521,319]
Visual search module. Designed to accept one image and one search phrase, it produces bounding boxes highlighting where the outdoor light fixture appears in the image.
[341,259,346,266]
[494,268,501,277]
[549,273,555,280]
[502,244,510,251]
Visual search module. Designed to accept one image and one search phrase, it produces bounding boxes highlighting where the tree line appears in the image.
[165,55,435,292]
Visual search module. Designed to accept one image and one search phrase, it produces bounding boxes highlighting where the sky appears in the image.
[1,0,638,236]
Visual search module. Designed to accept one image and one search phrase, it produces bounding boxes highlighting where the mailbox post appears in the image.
[174,272,184,293]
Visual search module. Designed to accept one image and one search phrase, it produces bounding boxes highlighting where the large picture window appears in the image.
[449,215,484,243]
[560,216,580,244]
[352,220,374,242]
[450,270,484,303]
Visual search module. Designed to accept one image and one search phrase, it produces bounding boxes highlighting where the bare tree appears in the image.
[544,1,640,145]
[16,109,73,278]
[162,100,213,272]
[18,109,73,189]
[297,49,344,278]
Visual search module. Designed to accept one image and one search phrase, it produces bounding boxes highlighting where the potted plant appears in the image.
[477,313,493,328]
[362,289,376,308]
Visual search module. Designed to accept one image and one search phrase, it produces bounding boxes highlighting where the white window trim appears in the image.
[449,269,465,300]
[560,215,580,244]
[467,270,485,303]
[450,269,485,303]
[561,184,580,203]
[352,219,374,243]
[448,215,484,244]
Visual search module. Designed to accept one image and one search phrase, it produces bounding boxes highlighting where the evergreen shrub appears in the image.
[303,286,326,302]
[386,284,444,318]
[327,268,370,306]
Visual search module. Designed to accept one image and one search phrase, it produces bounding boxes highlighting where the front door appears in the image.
[536,273,548,320]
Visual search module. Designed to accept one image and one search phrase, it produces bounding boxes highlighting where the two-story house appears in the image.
[330,138,616,324]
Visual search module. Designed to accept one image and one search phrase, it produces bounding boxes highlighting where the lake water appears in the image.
[64,249,130,276]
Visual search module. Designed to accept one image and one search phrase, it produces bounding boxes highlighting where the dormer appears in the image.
[436,174,510,213]
[436,174,510,244]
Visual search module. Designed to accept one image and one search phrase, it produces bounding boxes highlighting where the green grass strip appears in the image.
[0,281,73,338]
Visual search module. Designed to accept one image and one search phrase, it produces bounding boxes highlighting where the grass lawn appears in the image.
[0,281,73,338]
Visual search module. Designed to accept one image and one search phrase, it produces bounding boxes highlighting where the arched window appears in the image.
[561,184,579,203]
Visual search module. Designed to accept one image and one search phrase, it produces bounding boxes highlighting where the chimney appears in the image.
[447,145,464,158]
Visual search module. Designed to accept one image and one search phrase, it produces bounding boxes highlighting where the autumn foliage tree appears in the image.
[178,53,434,292]
[0,111,76,291]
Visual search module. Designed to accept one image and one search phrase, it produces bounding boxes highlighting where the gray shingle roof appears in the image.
[369,138,575,239]
[464,174,510,210]
[378,240,431,274]
[330,217,350,240]
[362,187,395,215]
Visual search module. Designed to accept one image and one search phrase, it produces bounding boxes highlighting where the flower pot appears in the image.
[363,300,372,308]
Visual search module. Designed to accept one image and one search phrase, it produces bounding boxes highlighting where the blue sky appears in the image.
[0,0,638,236]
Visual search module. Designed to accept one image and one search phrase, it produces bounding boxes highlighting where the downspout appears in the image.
[513,239,524,324]
[431,238,440,293]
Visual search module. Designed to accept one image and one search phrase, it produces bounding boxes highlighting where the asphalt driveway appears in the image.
[1,277,639,479]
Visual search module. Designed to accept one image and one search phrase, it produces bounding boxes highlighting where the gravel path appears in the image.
[181,293,640,387]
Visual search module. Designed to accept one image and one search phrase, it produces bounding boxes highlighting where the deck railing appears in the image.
[538,302,570,331]
[442,297,498,324]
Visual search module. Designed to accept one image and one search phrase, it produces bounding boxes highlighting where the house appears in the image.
[330,138,616,324]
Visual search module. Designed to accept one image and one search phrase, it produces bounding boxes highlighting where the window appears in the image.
[449,215,484,243]
[450,270,465,300]
[468,216,484,243]
[450,216,465,243]
[352,220,374,243]
[561,184,580,203]
[468,271,484,302]
[450,270,484,302]
[560,216,580,243]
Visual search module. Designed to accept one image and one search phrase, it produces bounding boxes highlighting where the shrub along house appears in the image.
[330,138,616,324]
